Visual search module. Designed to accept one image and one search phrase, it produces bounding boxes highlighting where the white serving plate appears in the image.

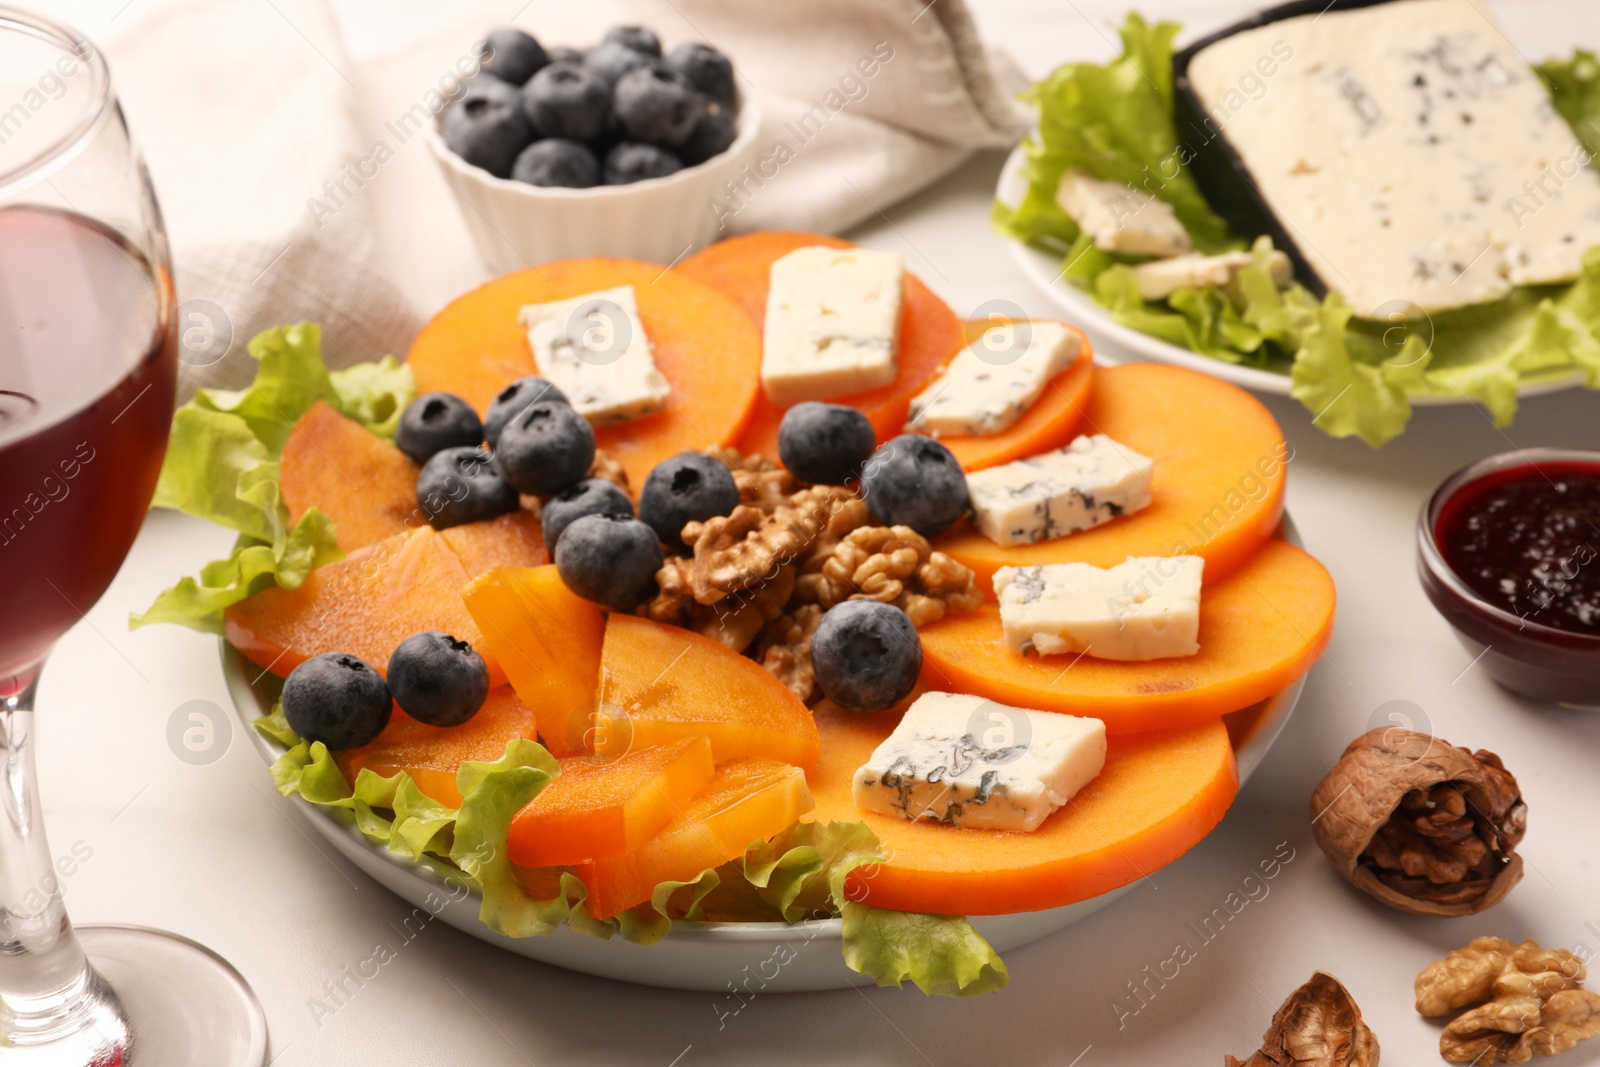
[223,518,1307,993]
[996,146,1587,403]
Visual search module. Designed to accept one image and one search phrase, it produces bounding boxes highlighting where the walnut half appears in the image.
[1225,971,1379,1067]
[1309,728,1527,917]
[1417,937,1600,1064]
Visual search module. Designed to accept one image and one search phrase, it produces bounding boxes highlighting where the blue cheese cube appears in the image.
[994,556,1204,661]
[852,691,1107,832]
[519,286,671,426]
[966,434,1154,547]
[1055,168,1192,258]
[1131,249,1293,302]
[904,321,1082,437]
[760,246,904,406]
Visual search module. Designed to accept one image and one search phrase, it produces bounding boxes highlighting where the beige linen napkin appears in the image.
[109,0,1027,391]
[108,0,423,397]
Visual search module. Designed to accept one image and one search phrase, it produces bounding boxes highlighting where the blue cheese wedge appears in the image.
[994,556,1204,661]
[761,246,904,406]
[1185,0,1600,316]
[904,321,1081,437]
[519,286,670,426]
[852,691,1107,831]
[966,434,1154,547]
[1131,249,1293,302]
[1055,168,1192,258]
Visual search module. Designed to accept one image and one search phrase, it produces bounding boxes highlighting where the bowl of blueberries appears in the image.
[430,24,760,271]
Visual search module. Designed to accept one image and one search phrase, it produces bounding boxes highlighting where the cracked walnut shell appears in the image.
[1417,937,1600,1064]
[1309,728,1527,917]
[1225,971,1379,1067]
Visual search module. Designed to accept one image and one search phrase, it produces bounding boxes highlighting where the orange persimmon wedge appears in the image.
[406,259,762,488]
[508,735,716,868]
[936,362,1289,589]
[280,400,420,552]
[808,701,1238,915]
[919,540,1335,733]
[224,526,505,686]
[438,510,548,574]
[926,320,1096,472]
[341,688,537,807]
[674,232,966,457]
[594,614,820,772]
[461,565,604,758]
[574,758,814,919]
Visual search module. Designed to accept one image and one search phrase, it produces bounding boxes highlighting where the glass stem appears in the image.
[0,663,115,1042]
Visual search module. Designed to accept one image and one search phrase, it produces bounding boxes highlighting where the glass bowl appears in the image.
[1417,448,1600,709]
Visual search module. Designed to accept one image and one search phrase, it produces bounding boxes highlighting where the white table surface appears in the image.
[25,0,1600,1064]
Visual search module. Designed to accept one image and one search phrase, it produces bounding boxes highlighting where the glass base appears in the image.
[0,926,269,1066]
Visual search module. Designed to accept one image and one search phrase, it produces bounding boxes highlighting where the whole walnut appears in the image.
[1309,728,1526,917]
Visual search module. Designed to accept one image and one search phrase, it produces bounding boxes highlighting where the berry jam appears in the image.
[1437,462,1600,636]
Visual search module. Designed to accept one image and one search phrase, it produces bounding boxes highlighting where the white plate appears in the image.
[223,518,1307,993]
[997,146,1588,404]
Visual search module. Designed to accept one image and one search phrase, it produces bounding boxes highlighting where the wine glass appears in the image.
[0,7,268,1064]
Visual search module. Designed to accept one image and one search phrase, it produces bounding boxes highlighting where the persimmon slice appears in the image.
[224,526,505,685]
[575,758,814,919]
[595,615,820,772]
[461,566,604,757]
[508,735,716,867]
[438,510,548,574]
[674,232,966,458]
[280,400,419,552]
[930,321,1096,472]
[406,259,762,488]
[808,701,1237,915]
[341,688,537,808]
[919,540,1335,734]
[936,362,1288,589]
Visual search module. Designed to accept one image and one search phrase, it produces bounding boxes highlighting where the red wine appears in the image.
[0,207,176,682]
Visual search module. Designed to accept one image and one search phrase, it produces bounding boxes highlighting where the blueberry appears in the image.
[603,142,683,184]
[387,631,490,728]
[443,77,535,178]
[612,65,701,146]
[584,39,654,89]
[555,513,663,610]
[677,99,738,166]
[512,138,599,187]
[541,478,633,548]
[395,392,484,464]
[478,28,548,86]
[547,46,585,65]
[638,451,740,552]
[860,434,969,537]
[522,61,610,142]
[777,402,875,485]
[665,42,734,105]
[811,601,922,713]
[494,400,596,496]
[483,376,570,447]
[416,446,520,529]
[281,652,392,749]
[602,25,661,58]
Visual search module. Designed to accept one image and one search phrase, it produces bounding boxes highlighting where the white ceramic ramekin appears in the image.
[428,93,762,271]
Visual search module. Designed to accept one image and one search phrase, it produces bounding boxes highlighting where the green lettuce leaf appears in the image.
[996,13,1236,254]
[840,906,1010,997]
[1002,33,1600,445]
[254,710,1010,994]
[131,323,414,633]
